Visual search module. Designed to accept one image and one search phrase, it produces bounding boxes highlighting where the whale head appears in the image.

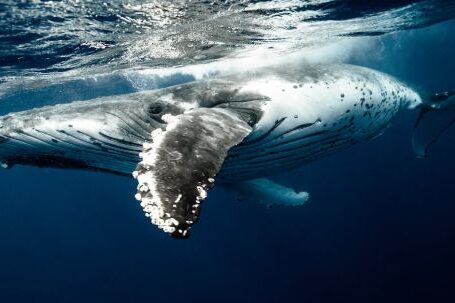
[0,79,266,176]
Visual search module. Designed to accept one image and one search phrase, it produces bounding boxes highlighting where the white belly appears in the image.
[221,65,421,180]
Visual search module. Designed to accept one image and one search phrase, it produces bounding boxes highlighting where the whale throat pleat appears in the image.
[0,122,143,175]
[222,118,361,179]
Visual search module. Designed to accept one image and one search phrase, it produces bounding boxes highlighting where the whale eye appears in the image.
[148,102,164,115]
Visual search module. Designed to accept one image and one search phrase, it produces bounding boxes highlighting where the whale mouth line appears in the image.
[4,154,132,176]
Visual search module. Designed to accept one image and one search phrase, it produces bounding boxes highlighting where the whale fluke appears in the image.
[413,90,455,158]
[133,108,253,238]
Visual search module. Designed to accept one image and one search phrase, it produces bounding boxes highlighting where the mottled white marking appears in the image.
[133,114,181,234]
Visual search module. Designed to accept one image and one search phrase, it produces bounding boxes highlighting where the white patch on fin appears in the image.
[133,114,181,234]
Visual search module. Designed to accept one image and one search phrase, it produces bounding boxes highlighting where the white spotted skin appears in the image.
[221,65,422,180]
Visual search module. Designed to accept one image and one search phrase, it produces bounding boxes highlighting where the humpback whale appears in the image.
[1,64,454,238]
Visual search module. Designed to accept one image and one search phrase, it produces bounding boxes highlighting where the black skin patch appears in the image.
[148,102,164,115]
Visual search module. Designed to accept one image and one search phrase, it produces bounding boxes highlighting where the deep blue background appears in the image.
[0,20,454,303]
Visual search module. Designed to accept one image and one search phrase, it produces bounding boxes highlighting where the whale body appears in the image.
[0,63,454,238]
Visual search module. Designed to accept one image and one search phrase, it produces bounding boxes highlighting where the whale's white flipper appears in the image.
[133,108,253,238]
[230,178,309,207]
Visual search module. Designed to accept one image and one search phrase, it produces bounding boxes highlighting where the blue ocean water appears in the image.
[1,1,455,302]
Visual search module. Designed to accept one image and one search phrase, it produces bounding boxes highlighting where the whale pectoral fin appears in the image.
[133,108,252,239]
[228,178,310,207]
